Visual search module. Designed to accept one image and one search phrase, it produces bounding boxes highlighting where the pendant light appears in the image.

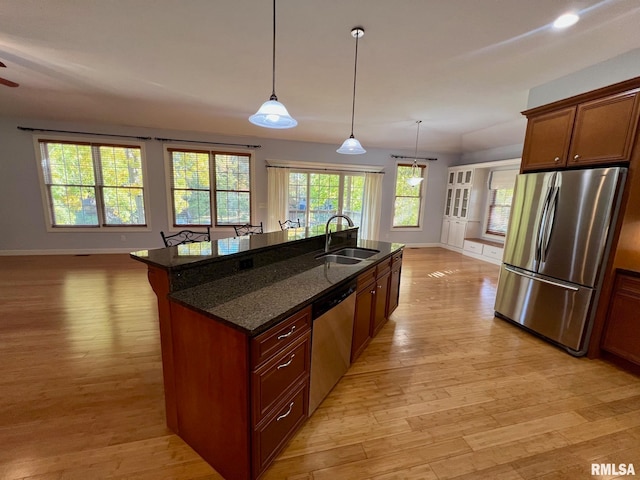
[337,27,366,154]
[249,0,297,129]
[407,120,424,187]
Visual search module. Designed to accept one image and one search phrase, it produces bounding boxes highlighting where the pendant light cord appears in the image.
[270,0,277,100]
[349,30,360,137]
[414,120,422,160]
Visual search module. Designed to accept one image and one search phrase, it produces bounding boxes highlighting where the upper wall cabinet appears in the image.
[521,85,640,172]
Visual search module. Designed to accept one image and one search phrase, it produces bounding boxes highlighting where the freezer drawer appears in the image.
[494,264,594,354]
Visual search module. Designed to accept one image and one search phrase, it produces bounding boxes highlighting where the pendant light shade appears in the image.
[337,135,366,155]
[249,0,297,129]
[407,120,424,186]
[250,97,297,129]
[337,27,366,155]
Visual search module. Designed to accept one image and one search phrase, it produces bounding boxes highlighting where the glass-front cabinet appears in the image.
[444,187,454,217]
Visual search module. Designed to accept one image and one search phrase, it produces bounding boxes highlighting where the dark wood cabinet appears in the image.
[169,302,311,480]
[521,88,640,172]
[601,271,640,366]
[521,107,575,170]
[351,255,400,361]
[568,90,640,167]
[351,269,375,362]
[371,261,391,337]
[387,251,403,316]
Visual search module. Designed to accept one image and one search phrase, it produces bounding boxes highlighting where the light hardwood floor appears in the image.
[1,248,639,480]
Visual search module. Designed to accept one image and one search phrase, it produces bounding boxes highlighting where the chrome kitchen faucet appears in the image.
[324,214,354,253]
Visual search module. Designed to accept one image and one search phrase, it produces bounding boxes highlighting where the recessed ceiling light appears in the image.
[553,12,580,28]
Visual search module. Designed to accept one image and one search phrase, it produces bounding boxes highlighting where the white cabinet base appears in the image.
[460,239,504,265]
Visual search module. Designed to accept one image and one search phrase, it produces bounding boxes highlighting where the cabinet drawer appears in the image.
[253,381,308,474]
[251,307,311,367]
[463,240,483,254]
[252,333,310,424]
[376,257,392,276]
[482,244,504,260]
[391,251,403,268]
[357,267,376,292]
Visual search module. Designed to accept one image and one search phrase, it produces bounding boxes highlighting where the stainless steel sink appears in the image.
[321,254,362,264]
[331,248,379,259]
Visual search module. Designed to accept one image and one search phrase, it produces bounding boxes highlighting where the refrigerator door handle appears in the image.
[540,184,560,263]
[504,266,580,292]
[535,173,556,264]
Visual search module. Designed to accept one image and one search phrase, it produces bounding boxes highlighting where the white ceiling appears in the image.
[1,0,640,153]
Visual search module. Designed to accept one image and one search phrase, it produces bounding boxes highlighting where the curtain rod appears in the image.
[16,127,262,149]
[155,137,261,149]
[266,164,384,174]
[18,126,152,141]
[390,154,438,161]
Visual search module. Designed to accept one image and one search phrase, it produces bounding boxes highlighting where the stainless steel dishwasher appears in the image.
[308,280,357,414]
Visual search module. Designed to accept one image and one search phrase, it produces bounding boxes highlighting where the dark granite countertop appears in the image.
[130,225,355,271]
[169,239,403,336]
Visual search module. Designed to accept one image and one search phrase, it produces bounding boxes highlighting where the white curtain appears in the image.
[267,167,289,232]
[360,172,383,240]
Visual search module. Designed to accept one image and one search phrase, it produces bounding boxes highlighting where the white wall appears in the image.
[527,48,640,109]
[0,116,460,254]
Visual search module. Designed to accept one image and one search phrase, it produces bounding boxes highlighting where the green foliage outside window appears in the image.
[169,150,251,226]
[288,171,364,227]
[41,141,146,227]
[393,165,423,227]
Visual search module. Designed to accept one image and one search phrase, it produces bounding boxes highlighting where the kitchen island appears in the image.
[130,226,404,480]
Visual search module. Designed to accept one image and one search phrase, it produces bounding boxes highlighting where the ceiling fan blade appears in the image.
[0,76,19,87]
[0,61,6,68]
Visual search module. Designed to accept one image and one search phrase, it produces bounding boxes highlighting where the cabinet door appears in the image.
[371,270,390,337]
[452,188,462,217]
[460,187,470,219]
[521,107,575,171]
[568,89,640,166]
[456,170,464,184]
[351,285,374,362]
[387,263,401,316]
[443,187,454,217]
[447,170,455,185]
[601,273,640,365]
[440,218,450,244]
[448,220,466,249]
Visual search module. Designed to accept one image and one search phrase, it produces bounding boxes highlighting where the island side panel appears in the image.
[146,265,178,431]
[170,301,251,480]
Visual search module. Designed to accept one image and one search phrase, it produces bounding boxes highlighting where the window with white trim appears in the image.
[485,169,517,237]
[287,170,364,227]
[168,148,252,227]
[38,139,147,228]
[393,163,426,227]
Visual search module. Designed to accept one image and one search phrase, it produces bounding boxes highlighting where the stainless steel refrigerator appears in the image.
[494,166,627,356]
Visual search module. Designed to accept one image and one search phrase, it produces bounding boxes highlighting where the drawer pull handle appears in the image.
[554,156,560,162]
[277,325,296,340]
[277,354,295,370]
[574,154,580,160]
[276,401,294,421]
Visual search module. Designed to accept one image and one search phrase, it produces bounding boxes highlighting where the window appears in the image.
[38,139,147,228]
[485,169,517,237]
[287,171,364,227]
[393,163,425,227]
[168,148,252,227]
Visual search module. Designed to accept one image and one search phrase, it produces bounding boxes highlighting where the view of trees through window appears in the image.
[486,187,514,236]
[288,171,364,227]
[393,164,424,227]
[39,140,146,227]
[169,149,251,226]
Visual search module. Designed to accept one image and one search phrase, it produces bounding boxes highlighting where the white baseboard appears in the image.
[401,242,443,248]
